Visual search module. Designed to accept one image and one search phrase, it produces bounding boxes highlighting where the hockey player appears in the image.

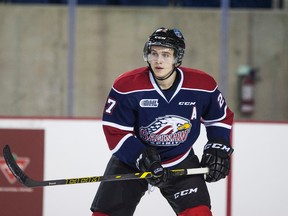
[90,27,234,216]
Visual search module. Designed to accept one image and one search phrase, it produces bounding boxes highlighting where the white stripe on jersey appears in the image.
[181,85,218,93]
[112,87,154,95]
[202,105,228,123]
[111,133,133,154]
[102,121,134,131]
[162,148,192,168]
[204,122,232,129]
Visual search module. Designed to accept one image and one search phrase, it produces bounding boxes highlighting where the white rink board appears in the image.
[232,122,288,216]
[0,118,227,216]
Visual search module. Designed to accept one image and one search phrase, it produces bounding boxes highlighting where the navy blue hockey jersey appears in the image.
[102,66,234,169]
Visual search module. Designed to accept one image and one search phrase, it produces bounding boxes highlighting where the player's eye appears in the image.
[162,53,171,58]
[150,51,158,57]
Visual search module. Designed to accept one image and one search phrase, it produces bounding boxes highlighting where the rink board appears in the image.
[0,118,287,216]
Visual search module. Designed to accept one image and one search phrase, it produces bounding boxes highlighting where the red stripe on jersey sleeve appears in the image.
[221,106,234,126]
[102,125,134,151]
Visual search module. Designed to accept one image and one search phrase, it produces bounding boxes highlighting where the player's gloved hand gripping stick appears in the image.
[136,147,170,188]
[3,145,209,188]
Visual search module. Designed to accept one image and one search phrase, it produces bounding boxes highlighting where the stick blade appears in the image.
[3,145,28,185]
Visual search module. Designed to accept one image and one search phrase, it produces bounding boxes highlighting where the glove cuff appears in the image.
[136,147,161,172]
[203,141,233,158]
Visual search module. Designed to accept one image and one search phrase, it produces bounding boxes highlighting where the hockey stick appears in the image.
[3,145,209,188]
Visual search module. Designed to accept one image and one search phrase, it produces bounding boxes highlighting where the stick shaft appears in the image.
[3,145,208,188]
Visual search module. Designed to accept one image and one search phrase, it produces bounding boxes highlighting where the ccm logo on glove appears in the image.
[204,143,232,154]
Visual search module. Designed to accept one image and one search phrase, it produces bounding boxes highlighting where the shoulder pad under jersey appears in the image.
[113,67,153,93]
[180,67,217,92]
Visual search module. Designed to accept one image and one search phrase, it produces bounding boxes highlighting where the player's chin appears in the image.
[153,70,169,78]
[154,74,168,80]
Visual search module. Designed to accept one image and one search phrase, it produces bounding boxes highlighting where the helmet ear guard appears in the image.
[143,41,150,62]
[143,27,185,66]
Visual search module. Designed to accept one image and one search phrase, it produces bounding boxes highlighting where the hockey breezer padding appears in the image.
[3,145,209,188]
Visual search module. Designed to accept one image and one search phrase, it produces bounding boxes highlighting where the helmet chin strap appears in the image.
[149,64,176,81]
[154,68,176,81]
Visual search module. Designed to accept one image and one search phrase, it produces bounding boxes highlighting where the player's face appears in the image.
[148,46,176,78]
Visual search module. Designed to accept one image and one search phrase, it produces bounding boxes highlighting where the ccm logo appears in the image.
[174,188,198,199]
[204,143,231,153]
[178,102,196,105]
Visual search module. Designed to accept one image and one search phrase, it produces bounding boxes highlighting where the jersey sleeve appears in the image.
[102,86,146,169]
[201,86,234,144]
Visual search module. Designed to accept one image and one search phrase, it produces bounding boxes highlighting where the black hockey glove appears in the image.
[136,147,170,187]
[201,141,234,183]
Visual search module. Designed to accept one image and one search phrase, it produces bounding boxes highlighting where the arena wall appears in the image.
[0,5,287,120]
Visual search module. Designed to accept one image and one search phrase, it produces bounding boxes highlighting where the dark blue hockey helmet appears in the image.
[143,27,185,66]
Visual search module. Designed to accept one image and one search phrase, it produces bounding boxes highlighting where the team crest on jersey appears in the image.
[139,115,191,146]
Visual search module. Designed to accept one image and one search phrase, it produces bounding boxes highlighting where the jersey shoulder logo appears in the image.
[139,115,191,146]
